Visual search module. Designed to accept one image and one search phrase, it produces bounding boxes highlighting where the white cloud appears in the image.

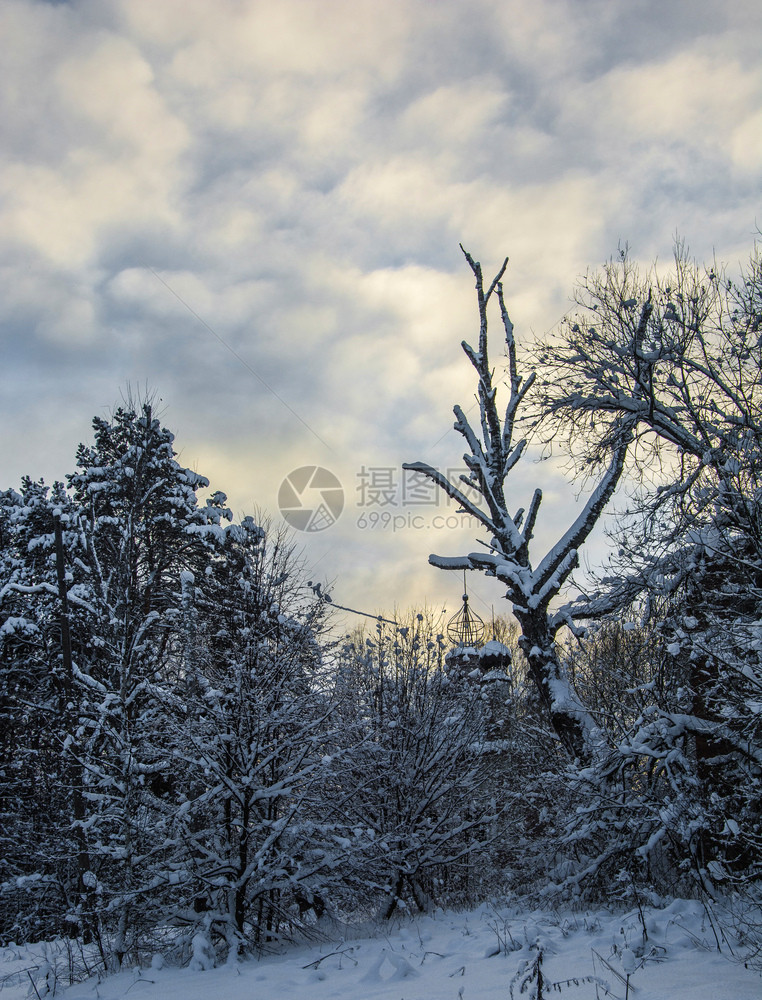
[0,0,760,617]
[0,12,189,270]
[731,110,762,179]
[563,42,760,147]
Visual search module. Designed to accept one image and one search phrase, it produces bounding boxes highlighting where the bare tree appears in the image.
[330,612,497,916]
[531,240,762,896]
[404,248,633,760]
[170,519,337,957]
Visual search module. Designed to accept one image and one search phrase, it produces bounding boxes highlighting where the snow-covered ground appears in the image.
[1,900,759,1000]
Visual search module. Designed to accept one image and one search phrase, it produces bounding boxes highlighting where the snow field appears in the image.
[1,899,759,1000]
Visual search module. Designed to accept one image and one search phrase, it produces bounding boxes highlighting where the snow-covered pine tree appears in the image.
[64,401,230,966]
[0,478,105,943]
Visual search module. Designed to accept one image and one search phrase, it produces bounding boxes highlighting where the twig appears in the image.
[420,951,447,964]
[26,970,43,1000]
[590,949,632,989]
[302,947,358,970]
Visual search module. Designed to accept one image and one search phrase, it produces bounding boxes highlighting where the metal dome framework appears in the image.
[447,577,485,648]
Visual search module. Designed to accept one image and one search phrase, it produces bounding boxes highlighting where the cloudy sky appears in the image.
[2,0,761,632]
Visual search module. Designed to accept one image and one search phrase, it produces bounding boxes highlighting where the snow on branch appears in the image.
[401,461,497,534]
[533,422,633,593]
[404,249,637,760]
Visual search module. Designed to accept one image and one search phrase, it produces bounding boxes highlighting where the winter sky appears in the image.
[2,0,761,630]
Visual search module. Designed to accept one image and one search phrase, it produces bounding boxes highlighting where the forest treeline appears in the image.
[1,237,760,969]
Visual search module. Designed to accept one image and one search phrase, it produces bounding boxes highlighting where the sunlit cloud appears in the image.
[1,0,760,625]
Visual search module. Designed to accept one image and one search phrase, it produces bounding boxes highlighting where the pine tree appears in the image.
[63,401,229,966]
[0,479,90,942]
